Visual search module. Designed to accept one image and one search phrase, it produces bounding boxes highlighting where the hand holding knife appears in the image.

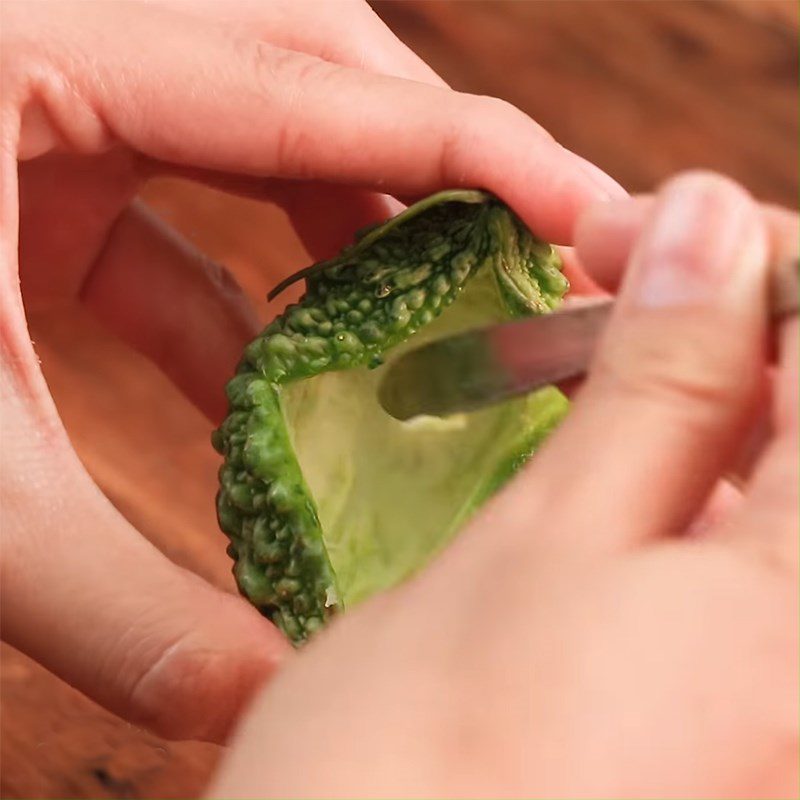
[378,257,799,421]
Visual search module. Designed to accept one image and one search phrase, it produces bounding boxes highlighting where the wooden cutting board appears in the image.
[2,2,797,798]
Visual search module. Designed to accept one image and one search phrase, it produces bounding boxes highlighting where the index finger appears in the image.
[7,1,623,243]
[575,197,798,290]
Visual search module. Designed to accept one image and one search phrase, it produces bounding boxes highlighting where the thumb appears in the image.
[1,417,290,743]
[512,172,770,549]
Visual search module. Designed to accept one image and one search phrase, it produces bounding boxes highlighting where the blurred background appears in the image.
[2,2,797,798]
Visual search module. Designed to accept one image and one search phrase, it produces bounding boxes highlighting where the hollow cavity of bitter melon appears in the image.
[213,189,569,644]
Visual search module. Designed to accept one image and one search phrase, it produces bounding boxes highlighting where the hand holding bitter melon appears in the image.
[1,0,622,743]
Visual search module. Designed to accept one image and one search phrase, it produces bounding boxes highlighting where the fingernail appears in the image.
[563,148,628,201]
[631,174,767,308]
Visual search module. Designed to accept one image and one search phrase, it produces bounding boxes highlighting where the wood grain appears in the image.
[374,0,798,204]
[2,2,797,798]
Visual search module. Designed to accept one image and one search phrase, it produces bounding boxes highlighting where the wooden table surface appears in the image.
[2,2,797,798]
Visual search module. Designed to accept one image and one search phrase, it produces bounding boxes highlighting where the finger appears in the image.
[147,0,439,260]
[729,316,799,573]
[152,0,448,87]
[17,150,143,310]
[510,172,771,549]
[81,187,402,424]
[16,153,401,421]
[79,200,260,423]
[11,1,623,243]
[14,150,339,422]
[574,200,797,488]
[3,9,294,741]
[153,165,405,260]
[1,446,291,742]
[575,198,799,292]
[2,281,290,743]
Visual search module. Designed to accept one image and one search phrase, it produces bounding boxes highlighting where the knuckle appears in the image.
[126,639,231,741]
[237,39,344,175]
[468,94,548,140]
[488,95,554,142]
[452,95,553,187]
[473,94,519,121]
[241,38,343,100]
[1,39,42,112]
[0,2,63,105]
[123,587,284,742]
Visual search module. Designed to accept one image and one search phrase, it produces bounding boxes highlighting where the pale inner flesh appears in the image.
[282,269,565,607]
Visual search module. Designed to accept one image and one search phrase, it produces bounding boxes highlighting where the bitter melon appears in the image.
[213,189,569,643]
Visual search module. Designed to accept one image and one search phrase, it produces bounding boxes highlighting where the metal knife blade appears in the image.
[377,297,611,421]
[378,256,799,421]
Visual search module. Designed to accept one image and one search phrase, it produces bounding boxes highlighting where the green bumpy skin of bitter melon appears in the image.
[212,189,569,643]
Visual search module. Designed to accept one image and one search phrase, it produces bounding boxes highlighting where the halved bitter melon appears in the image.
[212,189,569,643]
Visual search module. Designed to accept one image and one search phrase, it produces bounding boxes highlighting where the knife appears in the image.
[378,257,799,421]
